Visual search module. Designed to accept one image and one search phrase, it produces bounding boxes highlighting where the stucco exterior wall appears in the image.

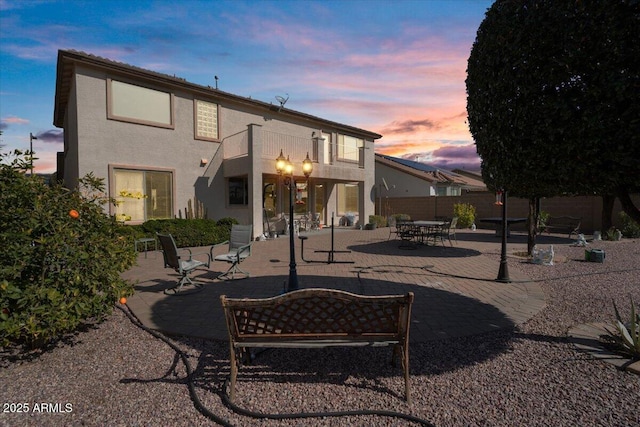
[62,59,376,238]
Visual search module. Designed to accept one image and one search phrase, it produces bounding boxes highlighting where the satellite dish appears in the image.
[275,93,289,111]
[382,177,389,191]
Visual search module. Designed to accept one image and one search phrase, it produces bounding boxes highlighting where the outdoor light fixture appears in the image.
[276,150,313,292]
[496,188,511,283]
[29,132,38,174]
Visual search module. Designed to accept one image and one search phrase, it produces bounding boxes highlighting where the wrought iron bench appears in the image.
[220,288,415,403]
[544,216,581,238]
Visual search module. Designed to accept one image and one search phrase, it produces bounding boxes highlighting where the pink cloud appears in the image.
[2,116,30,124]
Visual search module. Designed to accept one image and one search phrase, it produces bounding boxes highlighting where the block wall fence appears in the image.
[377,193,640,234]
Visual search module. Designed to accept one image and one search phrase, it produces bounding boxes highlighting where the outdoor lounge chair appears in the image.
[157,233,211,294]
[210,224,253,280]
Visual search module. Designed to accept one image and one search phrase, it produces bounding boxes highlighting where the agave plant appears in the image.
[604,298,640,360]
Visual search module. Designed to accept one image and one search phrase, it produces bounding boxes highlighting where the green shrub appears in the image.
[537,210,550,232]
[135,218,233,247]
[217,217,239,229]
[1,151,137,350]
[619,211,640,238]
[388,213,411,226]
[368,215,387,227]
[453,203,476,229]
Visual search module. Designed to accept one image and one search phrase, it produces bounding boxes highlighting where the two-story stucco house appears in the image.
[53,50,380,238]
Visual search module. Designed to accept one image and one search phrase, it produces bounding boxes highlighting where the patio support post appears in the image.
[496,190,511,283]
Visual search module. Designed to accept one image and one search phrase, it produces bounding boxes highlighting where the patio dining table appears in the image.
[398,220,446,248]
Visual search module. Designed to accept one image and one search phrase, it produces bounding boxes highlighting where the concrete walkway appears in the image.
[122,227,552,343]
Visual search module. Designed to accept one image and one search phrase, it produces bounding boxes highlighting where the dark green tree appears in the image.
[466,0,640,252]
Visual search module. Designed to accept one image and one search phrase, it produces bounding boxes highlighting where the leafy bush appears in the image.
[135,218,235,247]
[388,213,411,226]
[453,203,476,229]
[619,211,640,238]
[603,298,640,360]
[1,151,137,350]
[368,215,387,227]
[537,210,550,233]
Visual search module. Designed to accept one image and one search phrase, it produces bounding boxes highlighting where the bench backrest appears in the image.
[220,288,414,343]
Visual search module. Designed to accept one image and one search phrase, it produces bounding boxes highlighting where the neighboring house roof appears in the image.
[451,169,487,190]
[375,153,487,190]
[53,49,382,140]
[375,153,465,184]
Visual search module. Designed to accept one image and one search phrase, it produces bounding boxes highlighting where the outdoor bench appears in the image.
[220,288,415,403]
[544,216,581,238]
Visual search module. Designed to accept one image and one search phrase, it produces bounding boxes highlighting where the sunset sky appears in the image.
[0,0,493,174]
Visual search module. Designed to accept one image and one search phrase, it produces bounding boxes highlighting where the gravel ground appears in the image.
[2,239,639,427]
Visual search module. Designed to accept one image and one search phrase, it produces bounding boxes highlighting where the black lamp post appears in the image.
[496,189,511,283]
[29,132,38,174]
[276,149,313,292]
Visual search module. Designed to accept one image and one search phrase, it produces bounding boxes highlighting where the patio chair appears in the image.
[157,233,211,294]
[432,217,458,246]
[210,224,253,280]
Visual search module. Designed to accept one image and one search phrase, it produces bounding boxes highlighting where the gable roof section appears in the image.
[375,153,486,190]
[53,49,382,141]
[375,153,466,184]
[451,169,487,190]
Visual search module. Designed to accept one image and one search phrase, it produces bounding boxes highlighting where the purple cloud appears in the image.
[380,119,441,135]
[35,129,63,144]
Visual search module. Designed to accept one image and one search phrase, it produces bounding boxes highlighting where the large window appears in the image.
[194,99,219,140]
[108,79,173,128]
[337,135,363,163]
[337,183,359,214]
[113,168,173,222]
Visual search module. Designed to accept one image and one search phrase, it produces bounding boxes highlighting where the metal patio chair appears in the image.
[157,233,211,294]
[210,224,253,280]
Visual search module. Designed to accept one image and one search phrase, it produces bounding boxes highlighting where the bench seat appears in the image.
[220,288,414,403]
[545,216,581,238]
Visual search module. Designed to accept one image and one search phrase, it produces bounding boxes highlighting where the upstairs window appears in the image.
[194,99,219,141]
[107,79,173,128]
[337,135,363,163]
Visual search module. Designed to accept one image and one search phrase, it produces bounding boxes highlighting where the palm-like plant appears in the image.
[604,299,640,360]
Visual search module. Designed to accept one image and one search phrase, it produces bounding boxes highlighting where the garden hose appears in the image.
[116,304,435,426]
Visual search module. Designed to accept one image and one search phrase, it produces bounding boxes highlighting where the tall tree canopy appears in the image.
[466,0,640,223]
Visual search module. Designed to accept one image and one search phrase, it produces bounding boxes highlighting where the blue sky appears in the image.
[0,0,493,173]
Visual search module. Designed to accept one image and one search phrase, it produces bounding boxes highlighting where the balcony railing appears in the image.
[262,130,316,163]
[221,128,363,168]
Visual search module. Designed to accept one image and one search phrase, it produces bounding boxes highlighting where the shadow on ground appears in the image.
[455,231,575,245]
[138,272,517,402]
[347,239,482,258]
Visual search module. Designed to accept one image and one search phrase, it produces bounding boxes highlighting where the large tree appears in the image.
[466,0,640,252]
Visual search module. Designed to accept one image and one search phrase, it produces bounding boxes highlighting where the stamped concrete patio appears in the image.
[121,227,557,343]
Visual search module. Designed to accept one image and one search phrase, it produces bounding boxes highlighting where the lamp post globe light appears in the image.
[276,149,313,292]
